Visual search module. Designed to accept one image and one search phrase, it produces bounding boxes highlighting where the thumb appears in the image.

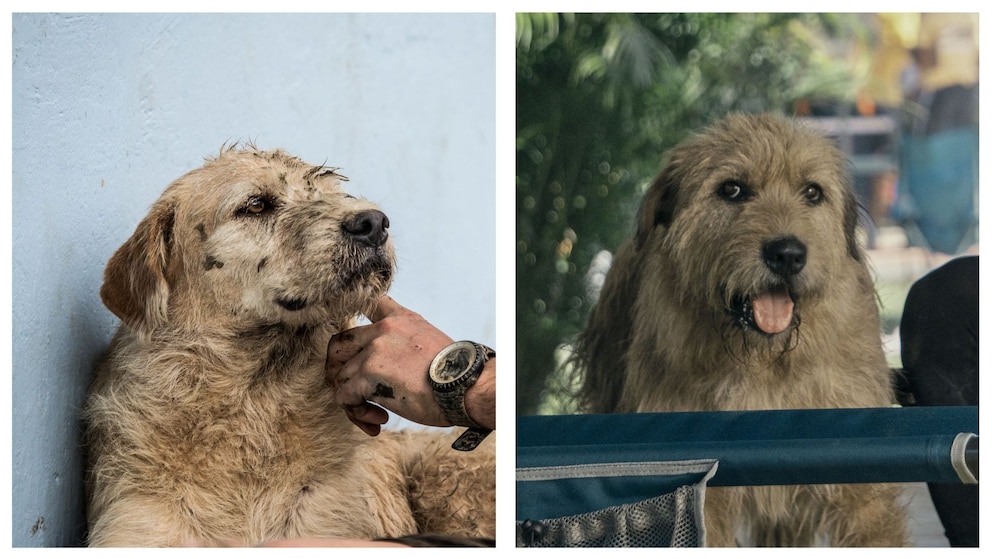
[370,295,406,322]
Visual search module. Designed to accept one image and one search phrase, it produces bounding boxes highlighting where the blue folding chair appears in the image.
[516,406,978,547]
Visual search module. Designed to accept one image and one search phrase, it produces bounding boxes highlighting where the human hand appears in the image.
[326,296,454,435]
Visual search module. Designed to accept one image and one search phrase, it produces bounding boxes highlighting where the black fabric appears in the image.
[901,257,978,407]
[900,256,979,547]
[375,534,495,547]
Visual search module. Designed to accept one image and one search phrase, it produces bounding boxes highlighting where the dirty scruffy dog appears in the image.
[84,146,495,546]
[574,114,906,546]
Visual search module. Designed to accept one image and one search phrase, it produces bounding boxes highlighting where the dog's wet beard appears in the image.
[728,294,756,331]
[272,250,392,314]
[338,250,393,291]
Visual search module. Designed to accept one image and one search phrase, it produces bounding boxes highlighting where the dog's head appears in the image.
[577,113,876,412]
[634,113,866,338]
[101,145,395,336]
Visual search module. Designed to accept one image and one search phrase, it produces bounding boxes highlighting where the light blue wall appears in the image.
[11,13,495,547]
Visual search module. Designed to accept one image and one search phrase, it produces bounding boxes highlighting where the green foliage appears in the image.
[516,13,869,415]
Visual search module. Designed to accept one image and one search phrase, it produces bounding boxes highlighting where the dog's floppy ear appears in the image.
[100,200,176,334]
[575,160,681,412]
[573,238,643,414]
[842,186,866,262]
[634,167,680,248]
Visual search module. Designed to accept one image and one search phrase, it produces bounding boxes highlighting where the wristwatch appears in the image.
[428,341,495,451]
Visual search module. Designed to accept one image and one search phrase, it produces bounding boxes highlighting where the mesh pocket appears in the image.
[516,484,704,547]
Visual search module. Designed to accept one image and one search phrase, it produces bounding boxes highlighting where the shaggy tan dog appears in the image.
[574,114,906,546]
[84,146,495,547]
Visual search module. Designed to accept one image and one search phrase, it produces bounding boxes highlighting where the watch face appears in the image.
[431,341,478,383]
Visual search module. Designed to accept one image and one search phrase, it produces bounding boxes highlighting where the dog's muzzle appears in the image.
[728,237,806,335]
[338,209,394,290]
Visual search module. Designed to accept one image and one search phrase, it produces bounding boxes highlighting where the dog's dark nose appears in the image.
[342,210,390,247]
[763,237,807,277]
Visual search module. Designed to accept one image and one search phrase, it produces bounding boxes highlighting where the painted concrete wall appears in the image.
[11,13,495,547]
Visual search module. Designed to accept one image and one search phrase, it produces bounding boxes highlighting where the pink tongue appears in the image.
[752,289,794,334]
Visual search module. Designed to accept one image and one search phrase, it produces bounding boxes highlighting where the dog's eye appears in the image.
[718,181,751,202]
[246,196,268,214]
[803,183,824,205]
[239,195,275,216]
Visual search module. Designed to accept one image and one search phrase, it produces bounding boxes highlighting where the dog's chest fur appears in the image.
[86,325,402,544]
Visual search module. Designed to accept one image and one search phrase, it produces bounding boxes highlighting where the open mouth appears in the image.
[729,285,796,335]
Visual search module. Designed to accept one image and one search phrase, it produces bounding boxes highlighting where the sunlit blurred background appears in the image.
[516,13,978,415]
[515,13,979,547]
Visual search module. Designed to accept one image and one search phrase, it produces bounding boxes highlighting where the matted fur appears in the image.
[574,114,906,546]
[83,145,495,546]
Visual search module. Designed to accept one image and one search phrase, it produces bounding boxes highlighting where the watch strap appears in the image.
[429,341,494,451]
[435,384,484,429]
[452,426,493,452]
